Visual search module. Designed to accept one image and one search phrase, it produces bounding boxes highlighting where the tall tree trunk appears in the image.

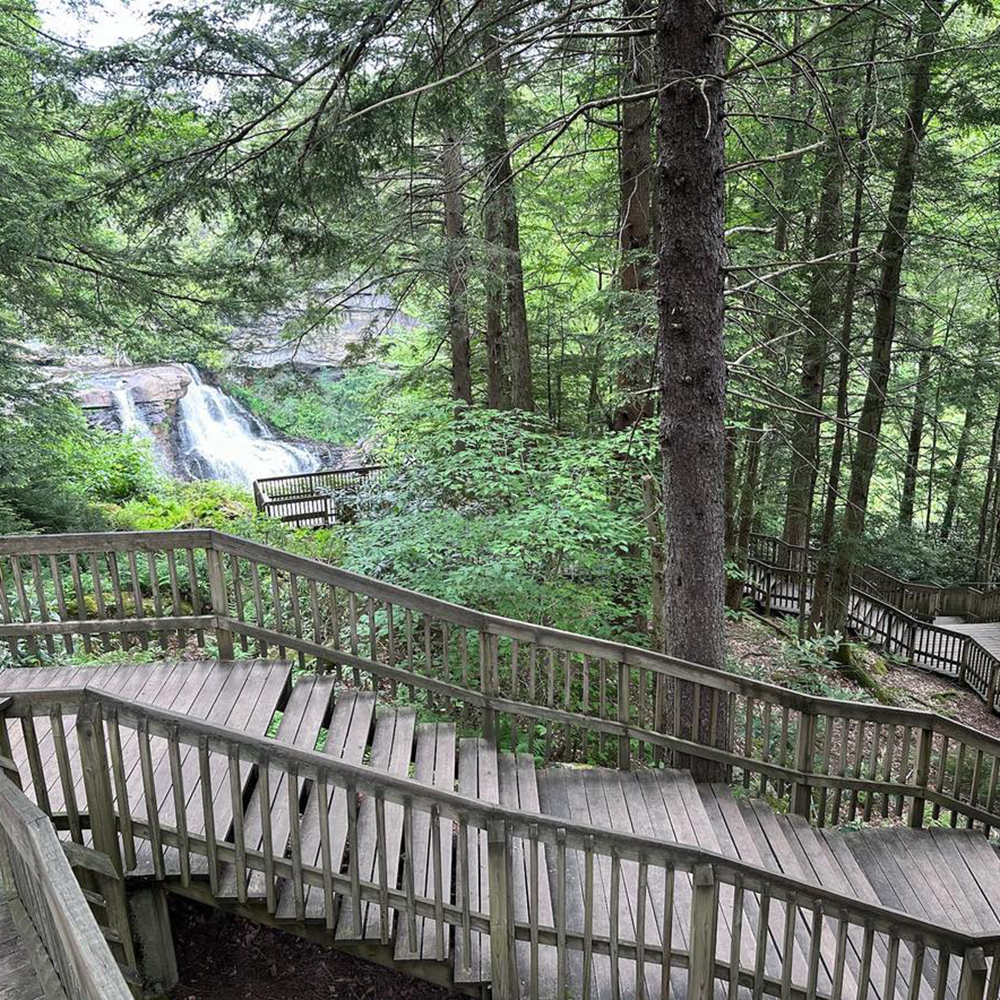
[442,134,473,405]
[941,402,976,541]
[727,419,765,611]
[976,397,1000,577]
[899,328,932,526]
[657,0,728,774]
[483,31,533,411]
[612,0,654,431]
[482,186,509,409]
[825,1,942,638]
[810,23,878,633]
[782,65,846,549]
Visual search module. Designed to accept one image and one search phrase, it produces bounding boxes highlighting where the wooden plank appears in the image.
[217,675,335,900]
[337,708,416,940]
[698,786,781,982]
[495,752,560,997]
[453,738,500,986]
[0,899,47,1000]
[843,830,951,998]
[395,723,456,963]
[129,662,224,875]
[780,816,879,997]
[924,830,1000,932]
[536,768,612,1000]
[941,828,1000,928]
[585,769,656,999]
[274,691,376,921]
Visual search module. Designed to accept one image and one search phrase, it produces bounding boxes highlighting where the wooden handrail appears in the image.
[0,773,130,999]
[3,684,999,999]
[3,528,1000,832]
[7,687,1000,950]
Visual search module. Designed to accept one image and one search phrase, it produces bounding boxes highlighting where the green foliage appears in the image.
[226,365,387,447]
[57,426,160,506]
[108,479,346,564]
[859,516,977,585]
[345,401,656,641]
[0,357,158,534]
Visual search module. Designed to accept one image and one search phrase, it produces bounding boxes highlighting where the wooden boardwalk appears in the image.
[0,897,47,1000]
[4,660,1000,997]
[932,617,1000,657]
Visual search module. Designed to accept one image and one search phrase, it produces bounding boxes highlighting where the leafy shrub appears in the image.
[345,401,657,641]
[226,365,386,446]
[58,426,160,505]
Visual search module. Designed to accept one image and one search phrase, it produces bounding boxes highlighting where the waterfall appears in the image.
[111,385,155,440]
[175,364,319,487]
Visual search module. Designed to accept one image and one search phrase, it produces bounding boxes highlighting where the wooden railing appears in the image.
[748,534,1000,623]
[745,536,1000,718]
[5,530,1000,835]
[252,465,384,527]
[0,769,131,999]
[1,684,998,1000]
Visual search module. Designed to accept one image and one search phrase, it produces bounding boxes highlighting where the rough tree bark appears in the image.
[482,188,510,409]
[825,0,943,639]
[612,0,654,431]
[781,66,846,550]
[809,23,878,633]
[483,29,533,411]
[442,133,473,405]
[657,0,728,775]
[899,328,932,526]
[941,402,977,541]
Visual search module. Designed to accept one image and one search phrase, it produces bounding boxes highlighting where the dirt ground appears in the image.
[167,897,462,1000]
[725,611,1000,738]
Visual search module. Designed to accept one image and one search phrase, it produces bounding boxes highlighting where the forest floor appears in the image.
[726,613,1000,740]
[167,896,461,1000]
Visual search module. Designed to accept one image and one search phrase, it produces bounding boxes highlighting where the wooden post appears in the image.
[688,864,717,1000]
[908,724,933,828]
[481,633,498,745]
[487,818,517,999]
[988,661,1000,714]
[0,697,19,789]
[206,547,234,659]
[958,947,987,1000]
[959,638,970,687]
[791,711,816,817]
[618,661,631,771]
[77,701,124,876]
[77,700,135,971]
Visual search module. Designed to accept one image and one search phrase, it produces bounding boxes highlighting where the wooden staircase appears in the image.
[190,670,1000,998]
[5,660,1000,997]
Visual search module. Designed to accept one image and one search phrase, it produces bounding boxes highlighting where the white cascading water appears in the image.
[175,364,318,487]
[111,385,155,440]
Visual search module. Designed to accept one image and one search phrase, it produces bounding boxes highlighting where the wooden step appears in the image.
[138,661,292,878]
[453,738,499,986]
[535,767,613,999]
[274,691,376,921]
[496,752,560,998]
[335,708,416,937]
[216,675,335,901]
[699,786,788,984]
[842,827,989,999]
[780,815,895,997]
[739,800,841,992]
[394,723,456,964]
[928,827,1000,928]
